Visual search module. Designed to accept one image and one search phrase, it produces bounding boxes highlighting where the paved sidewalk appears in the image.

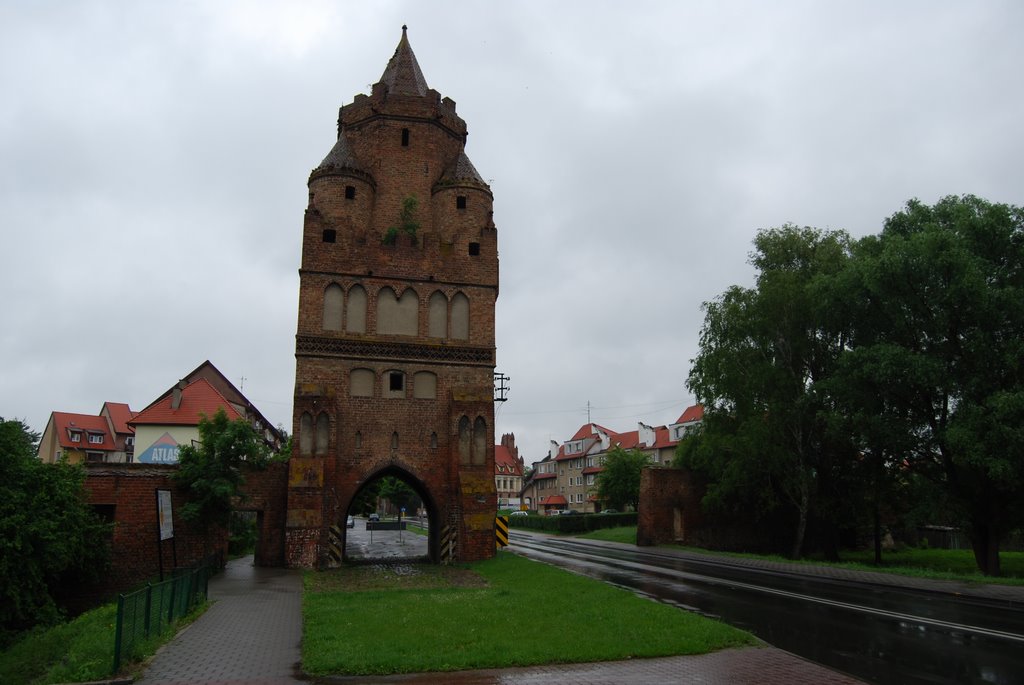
[134,556,305,685]
[132,553,868,685]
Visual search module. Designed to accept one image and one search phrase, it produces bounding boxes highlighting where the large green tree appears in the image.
[594,447,650,511]
[837,195,1024,575]
[681,226,860,559]
[0,418,109,637]
[173,409,270,530]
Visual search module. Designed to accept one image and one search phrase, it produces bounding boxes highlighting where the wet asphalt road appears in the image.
[508,530,1024,685]
[344,516,429,561]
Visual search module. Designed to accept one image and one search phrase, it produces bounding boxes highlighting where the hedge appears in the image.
[507,512,637,534]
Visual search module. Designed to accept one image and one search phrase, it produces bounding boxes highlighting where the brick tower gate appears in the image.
[286,28,499,568]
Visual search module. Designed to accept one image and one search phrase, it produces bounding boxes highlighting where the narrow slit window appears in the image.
[456,195,466,209]
[401,128,410,146]
[468,242,480,256]
[389,372,404,392]
[322,229,336,243]
[345,185,356,200]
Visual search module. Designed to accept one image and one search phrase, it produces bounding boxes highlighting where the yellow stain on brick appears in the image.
[289,458,324,487]
[465,512,496,530]
[287,508,322,528]
[459,472,494,495]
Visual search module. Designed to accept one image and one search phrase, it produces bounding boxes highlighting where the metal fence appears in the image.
[112,557,218,672]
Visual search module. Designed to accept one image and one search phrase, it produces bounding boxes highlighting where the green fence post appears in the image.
[143,583,152,638]
[113,593,125,674]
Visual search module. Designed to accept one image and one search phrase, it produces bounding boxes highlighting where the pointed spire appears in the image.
[378,25,429,96]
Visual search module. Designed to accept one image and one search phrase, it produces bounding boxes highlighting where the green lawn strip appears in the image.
[302,552,753,676]
[0,604,116,685]
[661,539,1024,585]
[572,525,1024,584]
[0,600,210,685]
[577,525,638,545]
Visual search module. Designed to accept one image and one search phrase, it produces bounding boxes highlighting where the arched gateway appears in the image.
[286,28,499,568]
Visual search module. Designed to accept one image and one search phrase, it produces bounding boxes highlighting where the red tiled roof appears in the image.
[102,402,137,435]
[533,472,557,480]
[614,430,641,450]
[570,423,613,441]
[51,412,116,451]
[650,427,676,450]
[675,404,704,425]
[582,466,603,475]
[130,378,243,427]
[494,445,523,476]
[540,495,567,505]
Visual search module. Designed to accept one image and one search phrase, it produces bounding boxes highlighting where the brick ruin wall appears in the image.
[81,462,288,603]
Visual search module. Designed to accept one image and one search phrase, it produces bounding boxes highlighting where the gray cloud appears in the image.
[2,1,1022,464]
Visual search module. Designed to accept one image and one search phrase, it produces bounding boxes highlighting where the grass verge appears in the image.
[303,551,754,676]
[572,525,1024,584]
[577,525,638,545]
[0,601,209,685]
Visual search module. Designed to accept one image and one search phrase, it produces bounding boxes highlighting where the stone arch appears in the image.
[377,286,418,335]
[323,284,344,331]
[451,292,469,340]
[428,291,448,338]
[472,416,487,466]
[342,463,440,563]
[346,284,367,333]
[299,412,313,456]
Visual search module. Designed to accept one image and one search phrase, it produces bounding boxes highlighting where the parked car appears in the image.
[368,513,380,522]
[600,508,618,514]
[346,515,355,528]
[509,510,529,517]
[560,509,581,516]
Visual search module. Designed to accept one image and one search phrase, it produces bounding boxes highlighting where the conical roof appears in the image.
[315,134,363,173]
[378,26,429,96]
[440,152,487,186]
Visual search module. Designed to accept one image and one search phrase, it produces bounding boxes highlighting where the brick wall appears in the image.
[82,462,288,602]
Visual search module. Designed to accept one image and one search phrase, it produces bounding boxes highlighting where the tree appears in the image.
[0,418,109,637]
[173,409,270,530]
[594,447,650,511]
[837,195,1024,575]
[376,476,419,514]
[682,226,860,559]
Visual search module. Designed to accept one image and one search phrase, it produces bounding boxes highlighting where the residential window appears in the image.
[88,433,104,444]
[70,431,81,443]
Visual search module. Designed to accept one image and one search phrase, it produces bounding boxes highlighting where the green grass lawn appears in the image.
[0,605,118,685]
[571,525,1024,584]
[0,600,208,685]
[578,525,638,544]
[302,552,754,676]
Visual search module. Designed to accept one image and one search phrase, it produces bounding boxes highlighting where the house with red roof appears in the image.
[38,401,138,464]
[495,433,525,509]
[527,404,704,513]
[130,378,245,464]
[129,361,283,464]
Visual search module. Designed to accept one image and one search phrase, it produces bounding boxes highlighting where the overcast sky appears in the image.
[2,1,1022,464]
